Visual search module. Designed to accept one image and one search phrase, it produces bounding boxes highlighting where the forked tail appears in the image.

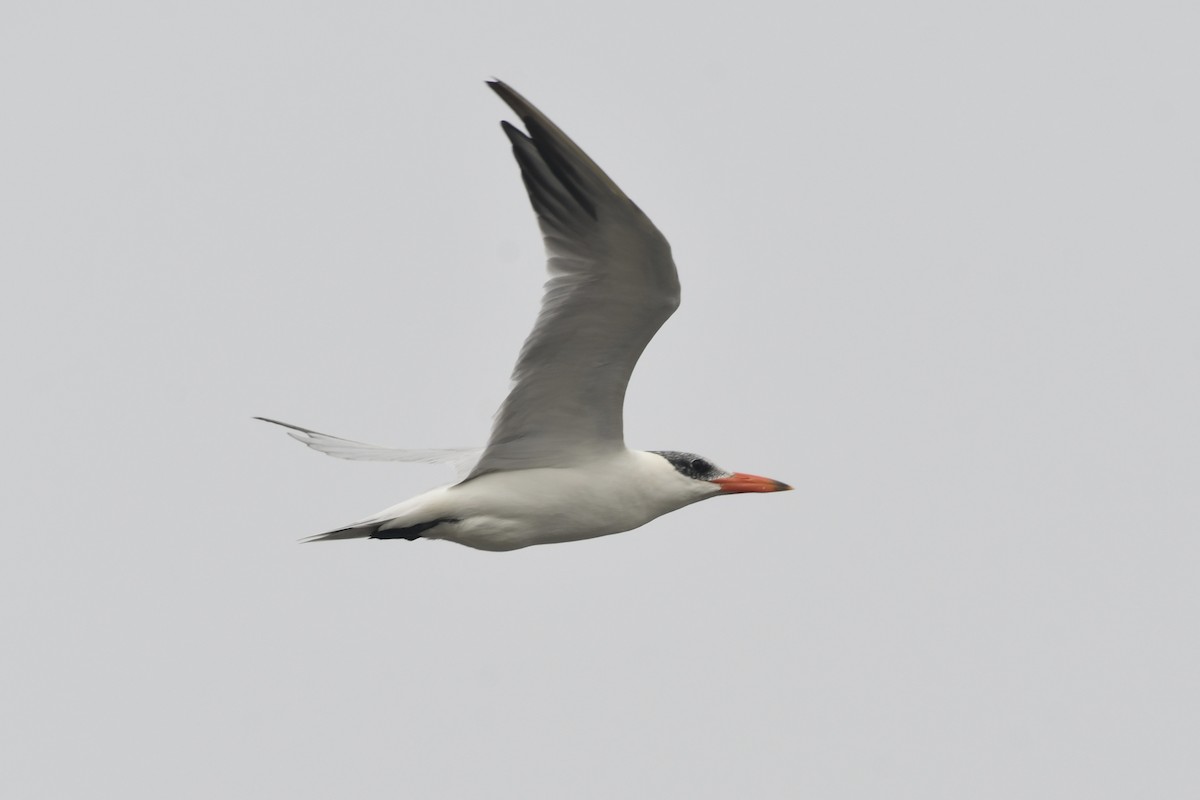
[254,417,482,479]
[303,517,461,543]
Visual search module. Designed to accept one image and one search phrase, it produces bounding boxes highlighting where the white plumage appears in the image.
[259,80,790,551]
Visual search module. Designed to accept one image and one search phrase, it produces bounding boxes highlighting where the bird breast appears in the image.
[428,450,707,550]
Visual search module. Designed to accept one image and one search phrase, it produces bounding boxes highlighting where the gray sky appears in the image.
[3,2,1197,797]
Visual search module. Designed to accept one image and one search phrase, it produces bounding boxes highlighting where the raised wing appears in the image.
[469,81,680,478]
[254,417,482,480]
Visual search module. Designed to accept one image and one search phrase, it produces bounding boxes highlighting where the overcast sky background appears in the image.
[3,2,1197,797]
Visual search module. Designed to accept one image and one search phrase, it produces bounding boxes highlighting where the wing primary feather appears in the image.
[487,80,628,205]
[501,122,581,225]
[521,117,598,219]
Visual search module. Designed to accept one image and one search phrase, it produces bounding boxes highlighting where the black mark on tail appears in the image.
[371,518,461,541]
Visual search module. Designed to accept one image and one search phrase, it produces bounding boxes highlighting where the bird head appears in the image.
[649,450,792,496]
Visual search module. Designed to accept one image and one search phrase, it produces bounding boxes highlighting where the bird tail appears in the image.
[302,516,459,543]
[253,416,482,479]
[301,523,379,543]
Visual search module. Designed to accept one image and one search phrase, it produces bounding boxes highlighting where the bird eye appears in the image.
[690,458,710,474]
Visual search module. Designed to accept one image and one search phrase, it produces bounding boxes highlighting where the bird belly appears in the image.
[432,510,634,551]
[425,460,687,551]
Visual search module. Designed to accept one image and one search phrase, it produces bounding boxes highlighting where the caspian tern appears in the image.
[258,80,791,551]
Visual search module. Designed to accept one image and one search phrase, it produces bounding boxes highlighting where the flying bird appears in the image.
[258,80,790,551]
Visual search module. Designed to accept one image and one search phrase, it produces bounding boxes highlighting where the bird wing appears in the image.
[468,81,680,478]
[254,417,482,480]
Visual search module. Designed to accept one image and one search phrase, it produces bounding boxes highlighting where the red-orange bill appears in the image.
[711,472,793,494]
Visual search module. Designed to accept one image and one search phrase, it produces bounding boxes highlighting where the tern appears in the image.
[258,80,791,551]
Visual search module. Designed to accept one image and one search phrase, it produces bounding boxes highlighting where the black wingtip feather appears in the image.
[493,91,598,221]
[522,116,597,219]
[499,121,592,224]
[486,80,524,114]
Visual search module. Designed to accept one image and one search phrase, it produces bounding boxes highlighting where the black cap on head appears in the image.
[649,451,729,481]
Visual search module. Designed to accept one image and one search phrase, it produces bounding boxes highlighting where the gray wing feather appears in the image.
[471,81,680,477]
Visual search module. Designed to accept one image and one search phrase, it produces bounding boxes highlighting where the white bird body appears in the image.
[345,450,717,551]
[258,80,790,551]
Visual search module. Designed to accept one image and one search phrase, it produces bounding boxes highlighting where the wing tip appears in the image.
[486,78,520,109]
[499,119,526,140]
